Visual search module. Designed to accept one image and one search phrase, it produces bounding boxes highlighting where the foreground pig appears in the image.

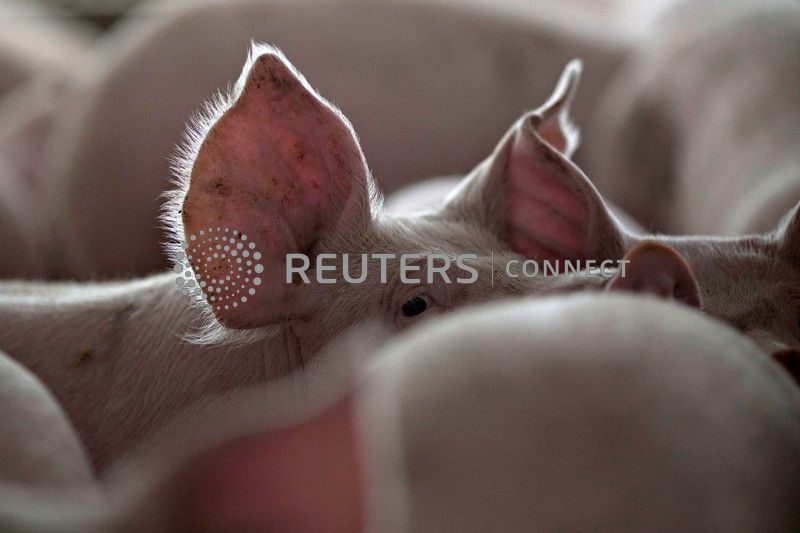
[4,296,799,531]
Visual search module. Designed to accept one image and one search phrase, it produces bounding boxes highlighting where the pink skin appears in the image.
[478,106,800,370]
[0,351,94,487]
[182,54,369,329]
[547,157,800,366]
[127,397,363,532]
[2,48,799,529]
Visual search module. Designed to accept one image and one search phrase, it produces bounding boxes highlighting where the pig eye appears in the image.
[401,295,429,317]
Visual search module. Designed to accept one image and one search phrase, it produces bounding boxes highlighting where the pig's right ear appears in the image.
[444,60,628,264]
[605,241,702,309]
[179,47,374,329]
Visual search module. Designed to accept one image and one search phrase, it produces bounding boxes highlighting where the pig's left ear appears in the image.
[774,202,800,265]
[179,47,373,329]
[445,60,628,264]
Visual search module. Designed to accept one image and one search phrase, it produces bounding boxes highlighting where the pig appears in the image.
[392,43,800,371]
[41,0,628,279]
[442,86,800,366]
[4,295,800,531]
[0,50,657,471]
[585,0,800,236]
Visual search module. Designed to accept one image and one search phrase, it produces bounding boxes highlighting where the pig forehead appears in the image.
[368,214,505,253]
[692,251,798,284]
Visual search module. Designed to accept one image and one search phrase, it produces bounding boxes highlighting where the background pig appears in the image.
[8,295,798,531]
[479,94,800,364]
[0,0,93,99]
[39,0,629,279]
[0,1,93,280]
[586,0,800,235]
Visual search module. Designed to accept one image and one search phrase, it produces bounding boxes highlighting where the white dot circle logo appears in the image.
[173,227,264,312]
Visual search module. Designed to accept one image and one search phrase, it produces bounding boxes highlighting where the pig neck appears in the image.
[0,273,297,471]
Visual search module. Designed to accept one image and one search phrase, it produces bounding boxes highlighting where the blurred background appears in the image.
[0,0,794,282]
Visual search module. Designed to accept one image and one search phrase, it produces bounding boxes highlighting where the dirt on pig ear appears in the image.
[444,60,629,267]
[173,44,376,329]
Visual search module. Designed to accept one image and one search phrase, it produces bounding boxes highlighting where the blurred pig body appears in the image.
[588,0,800,235]
[0,350,94,487]
[7,295,799,532]
[0,348,103,532]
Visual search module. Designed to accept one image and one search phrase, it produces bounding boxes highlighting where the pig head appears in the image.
[167,45,652,357]
[452,86,800,373]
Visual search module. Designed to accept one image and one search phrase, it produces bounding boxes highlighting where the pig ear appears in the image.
[533,59,581,158]
[606,241,702,309]
[180,47,373,329]
[775,202,800,265]
[141,398,363,531]
[445,60,627,264]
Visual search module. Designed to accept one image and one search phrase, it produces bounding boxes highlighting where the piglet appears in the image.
[0,48,617,469]
[437,70,800,374]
